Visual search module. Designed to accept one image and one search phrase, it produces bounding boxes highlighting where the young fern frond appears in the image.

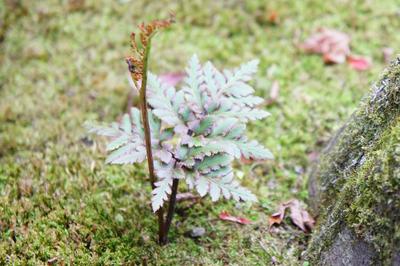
[88,55,273,213]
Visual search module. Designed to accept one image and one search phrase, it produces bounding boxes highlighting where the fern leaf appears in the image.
[151,176,172,212]
[148,111,161,141]
[120,114,132,133]
[226,59,259,83]
[183,54,203,113]
[209,117,235,136]
[148,73,182,126]
[106,142,146,164]
[106,134,130,151]
[155,160,185,180]
[229,95,264,107]
[152,159,191,211]
[203,136,272,160]
[212,108,270,122]
[203,61,225,100]
[85,122,120,137]
[154,149,172,164]
[159,128,174,142]
[193,116,214,135]
[181,135,205,148]
[195,171,257,202]
[130,108,144,137]
[218,59,259,96]
[225,82,254,97]
[196,154,233,173]
[186,142,228,161]
[237,140,274,160]
[185,171,196,189]
[87,108,169,165]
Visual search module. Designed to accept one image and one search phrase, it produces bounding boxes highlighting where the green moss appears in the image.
[344,119,400,263]
[309,58,400,212]
[307,119,400,264]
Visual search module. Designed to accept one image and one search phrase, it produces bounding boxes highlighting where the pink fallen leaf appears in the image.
[219,211,252,225]
[159,72,185,87]
[300,28,350,64]
[347,55,372,71]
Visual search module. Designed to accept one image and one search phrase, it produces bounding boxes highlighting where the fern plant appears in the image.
[87,17,273,244]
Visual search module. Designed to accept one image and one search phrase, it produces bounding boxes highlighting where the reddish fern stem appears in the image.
[162,179,180,244]
[136,38,166,245]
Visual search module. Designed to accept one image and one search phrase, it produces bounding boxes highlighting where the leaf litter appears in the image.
[269,199,315,232]
[300,28,371,70]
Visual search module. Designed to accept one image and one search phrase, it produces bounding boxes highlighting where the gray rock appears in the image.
[187,227,206,238]
[320,227,377,266]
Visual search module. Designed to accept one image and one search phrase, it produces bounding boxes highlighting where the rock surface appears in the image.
[306,57,400,265]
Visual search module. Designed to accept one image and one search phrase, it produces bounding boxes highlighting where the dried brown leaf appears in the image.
[268,203,287,230]
[269,199,315,232]
[288,199,306,231]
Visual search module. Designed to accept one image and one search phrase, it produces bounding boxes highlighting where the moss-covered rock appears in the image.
[307,57,400,265]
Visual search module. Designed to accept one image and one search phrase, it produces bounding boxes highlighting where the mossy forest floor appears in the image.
[1,1,399,265]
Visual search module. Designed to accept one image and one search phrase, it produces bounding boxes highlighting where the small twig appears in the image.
[176,192,200,202]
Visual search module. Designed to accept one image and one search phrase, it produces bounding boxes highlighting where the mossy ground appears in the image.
[1,0,399,265]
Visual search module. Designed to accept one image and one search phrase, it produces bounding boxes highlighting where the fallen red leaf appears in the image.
[219,211,252,225]
[159,72,185,87]
[301,28,350,64]
[347,55,372,71]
